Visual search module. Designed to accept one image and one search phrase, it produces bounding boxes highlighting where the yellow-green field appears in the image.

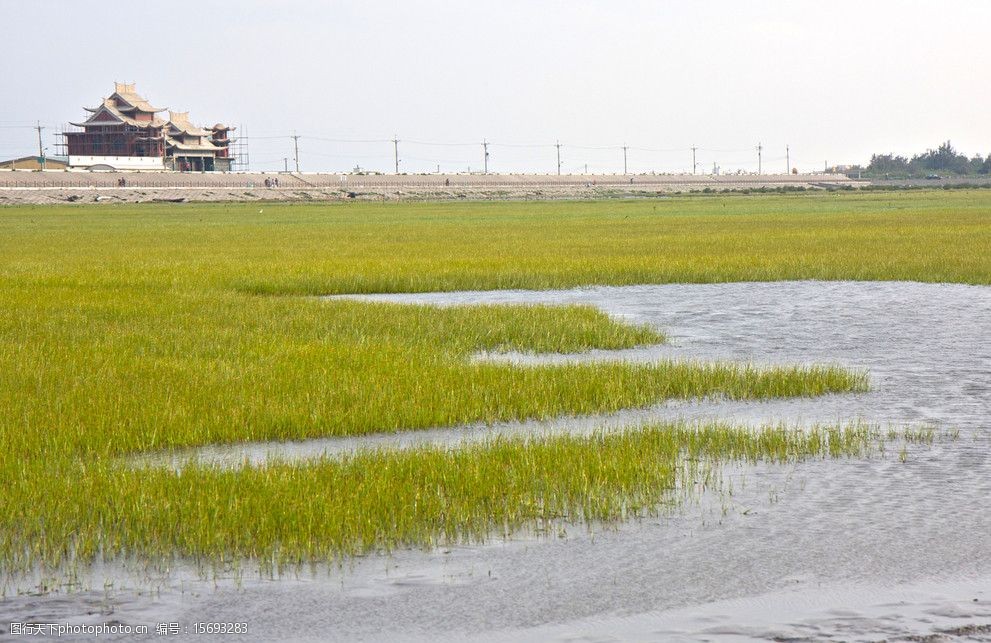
[0,190,988,572]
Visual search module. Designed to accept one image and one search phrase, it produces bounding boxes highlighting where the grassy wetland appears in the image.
[6,424,898,570]
[1,189,988,574]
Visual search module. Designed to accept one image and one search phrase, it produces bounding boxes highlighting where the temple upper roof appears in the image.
[78,82,167,128]
[110,82,165,113]
[71,98,168,129]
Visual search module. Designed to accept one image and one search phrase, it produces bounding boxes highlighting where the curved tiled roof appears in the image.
[165,138,220,151]
[167,111,213,137]
[112,82,165,113]
[72,99,167,128]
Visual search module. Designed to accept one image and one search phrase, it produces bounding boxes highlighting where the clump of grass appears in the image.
[2,422,885,573]
[0,289,865,458]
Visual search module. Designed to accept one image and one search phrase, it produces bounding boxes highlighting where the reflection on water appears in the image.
[5,281,991,641]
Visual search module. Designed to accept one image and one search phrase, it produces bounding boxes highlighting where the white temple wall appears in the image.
[68,156,166,171]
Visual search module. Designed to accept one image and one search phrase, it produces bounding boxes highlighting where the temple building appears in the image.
[163,111,233,171]
[63,83,235,171]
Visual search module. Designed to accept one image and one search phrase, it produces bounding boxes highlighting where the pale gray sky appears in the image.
[1,0,989,174]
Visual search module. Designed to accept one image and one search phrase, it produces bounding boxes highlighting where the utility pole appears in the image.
[35,121,45,169]
[392,136,399,174]
[786,145,790,174]
[756,142,763,174]
[482,139,489,174]
[555,140,562,175]
[283,158,288,172]
[622,145,628,175]
[291,132,300,173]
[691,145,698,175]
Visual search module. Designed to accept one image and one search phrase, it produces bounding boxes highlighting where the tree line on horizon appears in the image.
[857,141,991,177]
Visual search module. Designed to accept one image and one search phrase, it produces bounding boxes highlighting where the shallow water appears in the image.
[5,281,991,641]
[147,281,988,468]
[335,280,991,432]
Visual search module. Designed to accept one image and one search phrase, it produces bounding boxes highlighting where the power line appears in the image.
[629,145,692,153]
[241,134,293,140]
[697,147,755,153]
[305,135,392,143]
[404,155,471,164]
[403,139,476,147]
[568,143,622,151]
[301,150,392,160]
[487,141,555,149]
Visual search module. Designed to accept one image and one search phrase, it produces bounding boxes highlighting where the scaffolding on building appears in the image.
[231,124,249,171]
[53,125,66,158]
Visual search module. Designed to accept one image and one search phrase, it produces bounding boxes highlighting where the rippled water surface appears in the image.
[4,281,991,641]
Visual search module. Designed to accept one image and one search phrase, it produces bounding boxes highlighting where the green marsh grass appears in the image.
[1,190,990,296]
[0,293,863,457]
[4,423,884,571]
[1,190,987,571]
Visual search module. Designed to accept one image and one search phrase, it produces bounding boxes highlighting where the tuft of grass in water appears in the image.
[2,422,891,573]
[0,290,865,458]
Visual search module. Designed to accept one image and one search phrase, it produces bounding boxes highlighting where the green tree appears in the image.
[867,153,910,175]
[911,141,970,174]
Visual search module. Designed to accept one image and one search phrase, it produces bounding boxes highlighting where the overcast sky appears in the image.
[1,0,989,174]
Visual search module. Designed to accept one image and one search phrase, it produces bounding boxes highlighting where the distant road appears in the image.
[0,171,865,204]
[868,176,991,188]
[0,170,859,189]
